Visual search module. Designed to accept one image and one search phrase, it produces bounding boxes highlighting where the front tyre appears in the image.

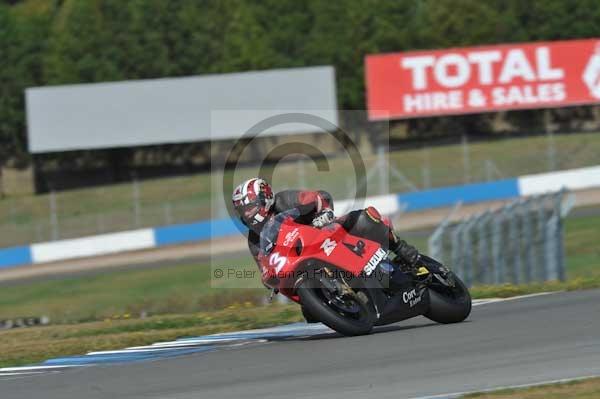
[297,278,374,336]
[301,305,319,323]
[425,272,472,324]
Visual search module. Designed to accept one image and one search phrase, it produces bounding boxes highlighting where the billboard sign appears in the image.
[26,66,337,153]
[365,39,600,120]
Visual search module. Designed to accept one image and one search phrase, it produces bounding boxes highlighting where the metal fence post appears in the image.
[96,215,105,233]
[485,160,492,182]
[556,213,566,282]
[461,217,476,287]
[491,209,505,284]
[553,191,566,281]
[558,190,576,281]
[428,224,445,261]
[546,130,557,171]
[422,147,431,189]
[377,146,388,195]
[212,171,228,220]
[462,135,471,184]
[476,212,491,284]
[536,199,547,281]
[451,224,465,280]
[544,214,559,281]
[164,202,173,225]
[507,203,521,284]
[522,199,535,283]
[132,178,141,227]
[35,224,44,242]
[49,190,59,240]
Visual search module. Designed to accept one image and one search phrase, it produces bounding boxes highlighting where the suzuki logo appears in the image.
[363,248,387,276]
[583,42,600,99]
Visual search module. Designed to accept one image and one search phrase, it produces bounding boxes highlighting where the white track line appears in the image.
[0,365,77,372]
[127,339,252,350]
[86,347,209,356]
[87,339,266,355]
[0,371,47,376]
[209,322,332,336]
[0,365,84,376]
[409,374,600,399]
[472,291,557,307]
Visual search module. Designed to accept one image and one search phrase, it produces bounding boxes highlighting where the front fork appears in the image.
[415,255,456,288]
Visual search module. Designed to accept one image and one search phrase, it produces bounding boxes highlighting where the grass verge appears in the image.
[0,304,303,368]
[0,256,262,324]
[470,277,600,298]
[463,376,600,398]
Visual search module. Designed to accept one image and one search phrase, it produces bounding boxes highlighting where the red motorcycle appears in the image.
[258,210,472,336]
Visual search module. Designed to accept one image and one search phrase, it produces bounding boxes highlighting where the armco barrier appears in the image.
[1,165,599,269]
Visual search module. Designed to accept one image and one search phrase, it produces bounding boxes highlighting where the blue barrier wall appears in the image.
[0,246,32,269]
[154,218,245,246]
[397,178,520,212]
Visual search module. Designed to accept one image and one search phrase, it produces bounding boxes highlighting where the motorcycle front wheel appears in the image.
[297,275,374,336]
[424,271,472,324]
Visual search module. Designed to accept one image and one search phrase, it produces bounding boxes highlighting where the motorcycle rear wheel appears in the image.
[297,277,374,336]
[424,272,472,324]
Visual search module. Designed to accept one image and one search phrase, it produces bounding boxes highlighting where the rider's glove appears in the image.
[397,239,420,267]
[312,208,335,228]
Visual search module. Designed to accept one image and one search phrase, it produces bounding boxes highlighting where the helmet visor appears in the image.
[240,203,260,219]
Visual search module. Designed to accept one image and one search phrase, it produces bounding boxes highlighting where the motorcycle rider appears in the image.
[231,178,420,281]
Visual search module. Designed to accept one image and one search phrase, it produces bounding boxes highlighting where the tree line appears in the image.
[2,0,600,169]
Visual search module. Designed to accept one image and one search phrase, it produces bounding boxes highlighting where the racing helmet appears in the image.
[232,178,274,226]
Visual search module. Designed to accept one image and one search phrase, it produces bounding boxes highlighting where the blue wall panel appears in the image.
[154,218,245,246]
[0,246,32,269]
[397,178,520,212]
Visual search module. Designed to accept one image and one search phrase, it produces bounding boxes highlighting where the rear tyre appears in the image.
[425,272,472,324]
[297,278,374,336]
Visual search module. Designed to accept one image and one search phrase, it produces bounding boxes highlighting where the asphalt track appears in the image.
[3,289,600,399]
